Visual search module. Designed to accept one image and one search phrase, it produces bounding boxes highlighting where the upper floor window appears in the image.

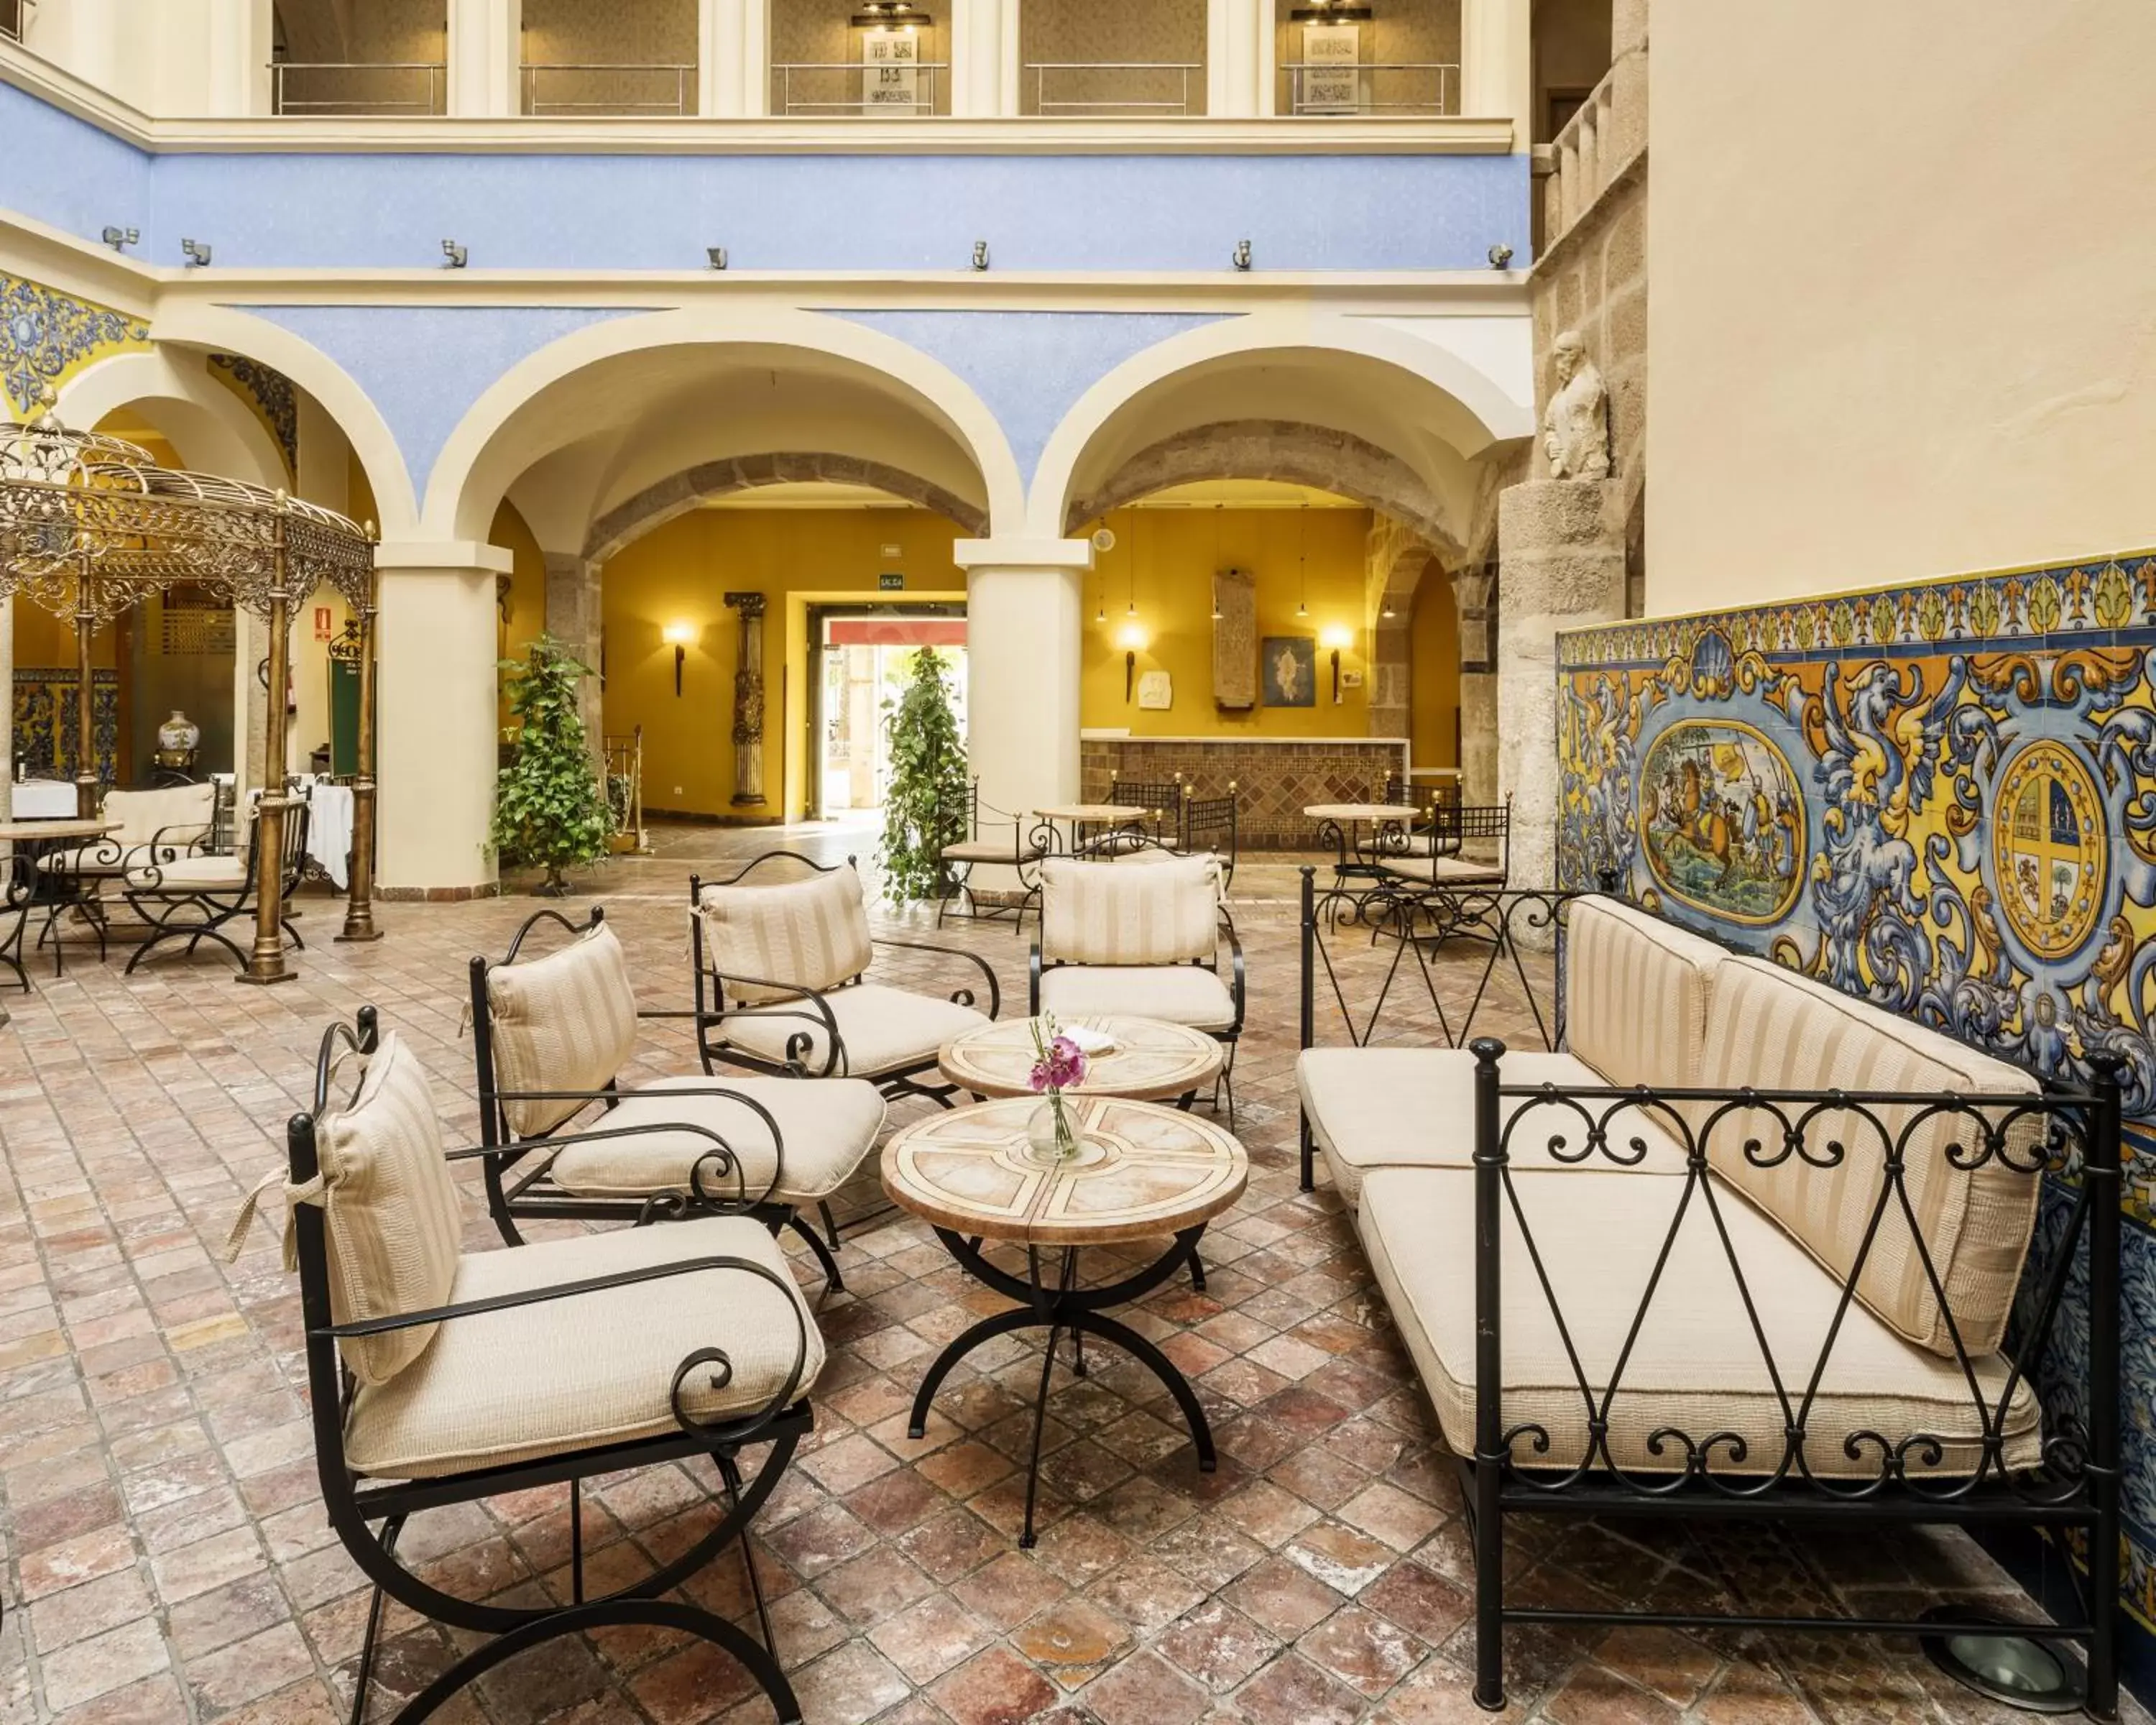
[1021,0,1207,118]
[0,0,31,48]
[521,0,699,116]
[770,0,949,119]
[270,0,448,116]
[1275,0,1460,116]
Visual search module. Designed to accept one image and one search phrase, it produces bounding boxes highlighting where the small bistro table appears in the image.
[939,1013,1224,1106]
[883,1095,1248,1546]
[1031,802,1152,856]
[0,818,121,1006]
[1304,801,1422,920]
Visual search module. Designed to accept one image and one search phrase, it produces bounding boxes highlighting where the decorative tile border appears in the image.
[0,271,149,417]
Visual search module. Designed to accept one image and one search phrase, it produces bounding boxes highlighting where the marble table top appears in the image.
[1035,804,1152,824]
[882,1095,1247,1246]
[1303,804,1422,824]
[939,1014,1224,1103]
[0,819,119,843]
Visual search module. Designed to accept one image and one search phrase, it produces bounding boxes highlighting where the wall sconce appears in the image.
[1321,624,1354,703]
[663,621,695,696]
[1116,620,1148,701]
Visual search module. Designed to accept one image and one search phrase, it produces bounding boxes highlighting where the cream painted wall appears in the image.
[1647,3,2156,615]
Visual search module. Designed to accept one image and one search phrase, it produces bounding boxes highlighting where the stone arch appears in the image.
[584,452,989,564]
[57,348,287,494]
[1063,420,1465,561]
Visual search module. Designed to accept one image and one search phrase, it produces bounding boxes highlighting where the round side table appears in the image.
[938,1013,1224,1106]
[882,1095,1248,1547]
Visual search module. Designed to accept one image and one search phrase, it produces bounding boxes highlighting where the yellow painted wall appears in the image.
[1077,506,1376,738]
[600,507,966,820]
[490,499,547,732]
[1649,2,2156,611]
[1409,571,1460,772]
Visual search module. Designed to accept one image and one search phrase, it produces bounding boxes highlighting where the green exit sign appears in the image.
[878,573,905,591]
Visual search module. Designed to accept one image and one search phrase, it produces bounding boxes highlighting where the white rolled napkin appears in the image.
[1062,1024,1120,1056]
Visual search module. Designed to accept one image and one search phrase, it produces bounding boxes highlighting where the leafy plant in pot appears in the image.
[492,633,614,896]
[876,646,970,905]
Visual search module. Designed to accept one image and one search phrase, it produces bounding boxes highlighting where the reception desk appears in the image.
[1079,732,1413,850]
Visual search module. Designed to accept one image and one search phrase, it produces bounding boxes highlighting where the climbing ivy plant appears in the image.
[877,647,970,905]
[492,634,614,896]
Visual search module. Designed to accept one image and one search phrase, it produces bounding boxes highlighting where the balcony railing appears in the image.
[1026,61,1201,116]
[1,0,36,46]
[520,62,695,116]
[1280,60,1457,116]
[771,60,946,116]
[270,60,446,116]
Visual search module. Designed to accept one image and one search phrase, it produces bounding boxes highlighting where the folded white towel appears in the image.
[1064,1024,1120,1057]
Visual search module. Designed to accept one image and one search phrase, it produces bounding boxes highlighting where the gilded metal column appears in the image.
[240,502,296,985]
[338,561,382,942]
[73,565,97,819]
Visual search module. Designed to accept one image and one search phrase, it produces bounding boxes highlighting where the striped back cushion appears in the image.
[1564,896,1726,1090]
[698,865,874,1006]
[1041,856,1217,966]
[486,922,640,1137]
[315,1034,464,1388]
[1695,957,2042,1357]
[106,782,216,846]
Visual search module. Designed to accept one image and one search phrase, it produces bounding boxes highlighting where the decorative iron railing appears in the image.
[1279,59,1458,115]
[521,61,696,116]
[770,60,946,116]
[1026,61,1201,116]
[270,60,446,116]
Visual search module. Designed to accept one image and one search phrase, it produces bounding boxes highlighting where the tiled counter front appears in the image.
[1079,736,1409,850]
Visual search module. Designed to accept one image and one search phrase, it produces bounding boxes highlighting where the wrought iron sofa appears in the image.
[1297,888,2125,1716]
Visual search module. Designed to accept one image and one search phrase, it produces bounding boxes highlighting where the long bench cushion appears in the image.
[1357,1165,2040,1478]
[344,1214,824,1480]
[1565,895,1728,1090]
[1297,1048,1690,1204]
[1695,957,2042,1358]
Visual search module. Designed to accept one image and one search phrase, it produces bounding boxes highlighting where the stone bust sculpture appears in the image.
[1542,330,1611,481]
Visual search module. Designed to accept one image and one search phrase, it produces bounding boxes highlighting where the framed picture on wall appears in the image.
[1261,636,1317,707]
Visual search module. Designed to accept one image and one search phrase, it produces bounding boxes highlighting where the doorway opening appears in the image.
[808,604,967,822]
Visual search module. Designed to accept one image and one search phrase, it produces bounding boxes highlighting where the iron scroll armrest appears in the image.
[314,1252,812,1450]
[455,1087,788,1210]
[872,935,1002,1019]
[700,975,847,1077]
[1219,916,1246,1036]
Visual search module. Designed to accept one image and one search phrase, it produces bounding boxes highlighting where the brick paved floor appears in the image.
[0,829,2139,1724]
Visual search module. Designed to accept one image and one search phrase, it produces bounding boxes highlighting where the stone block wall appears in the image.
[1079,736,1409,850]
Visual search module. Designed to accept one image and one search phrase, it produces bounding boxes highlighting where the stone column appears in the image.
[448,0,522,117]
[700,0,770,116]
[543,552,606,776]
[1206,0,1262,116]
[374,542,514,896]
[205,0,274,116]
[1459,0,1529,128]
[1496,482,1624,891]
[724,592,768,807]
[1367,618,1410,743]
[954,538,1089,888]
[1453,565,1498,806]
[951,0,1014,116]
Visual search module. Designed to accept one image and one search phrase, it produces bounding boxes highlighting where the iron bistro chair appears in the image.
[1178,783,1240,891]
[468,905,888,1289]
[227,1006,821,1725]
[121,795,311,973]
[1107,770,1183,844]
[936,775,1047,932]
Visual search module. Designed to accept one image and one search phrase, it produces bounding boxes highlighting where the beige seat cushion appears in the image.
[546,1074,887,1203]
[1695,957,2042,1358]
[1041,855,1219,965]
[1038,963,1237,1033]
[942,837,1045,865]
[125,855,249,891]
[343,1214,824,1480]
[1358,1166,2040,1478]
[698,866,875,1006]
[485,922,640,1138]
[1564,895,1728,1091]
[719,982,988,1079]
[313,1034,466,1388]
[1378,855,1506,886]
[1297,1047,1690,1203]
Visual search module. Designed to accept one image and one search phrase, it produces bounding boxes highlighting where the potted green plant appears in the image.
[493,634,614,896]
[876,646,969,905]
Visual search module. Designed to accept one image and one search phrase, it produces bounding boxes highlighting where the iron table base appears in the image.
[908,1224,1216,1547]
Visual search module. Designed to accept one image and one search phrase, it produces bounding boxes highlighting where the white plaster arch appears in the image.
[57,348,287,493]
[144,302,418,535]
[424,306,1028,544]
[1027,309,1534,540]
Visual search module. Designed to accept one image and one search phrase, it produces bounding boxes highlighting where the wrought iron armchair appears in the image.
[690,850,1000,1107]
[1179,784,1240,889]
[1107,771,1183,842]
[936,775,1046,932]
[234,1007,817,1725]
[120,797,310,973]
[469,905,888,1290]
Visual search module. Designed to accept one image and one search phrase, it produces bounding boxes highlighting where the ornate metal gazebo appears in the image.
[0,390,379,983]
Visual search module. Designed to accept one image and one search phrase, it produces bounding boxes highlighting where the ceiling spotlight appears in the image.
[1487,242,1514,270]
[971,239,989,272]
[180,239,212,268]
[706,246,727,270]
[101,226,139,253]
[1232,239,1252,272]
[441,239,468,270]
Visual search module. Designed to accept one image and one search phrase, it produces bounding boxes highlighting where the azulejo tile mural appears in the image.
[208,351,300,479]
[1554,547,2156,1682]
[0,270,150,415]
